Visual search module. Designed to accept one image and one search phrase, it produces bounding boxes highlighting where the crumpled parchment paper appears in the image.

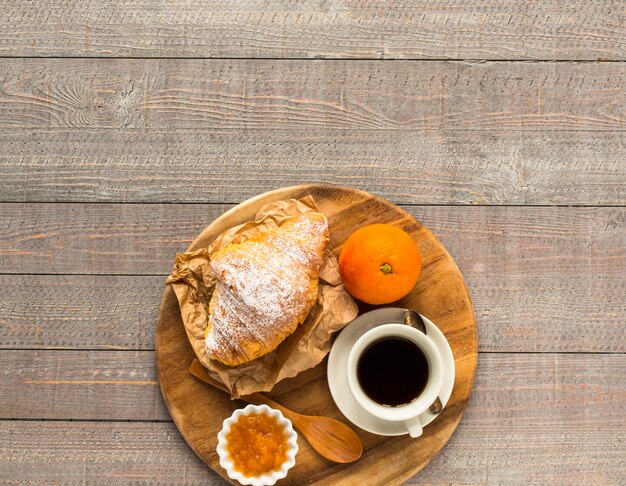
[166,196,358,397]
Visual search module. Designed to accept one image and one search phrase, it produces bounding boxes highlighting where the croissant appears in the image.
[205,213,329,366]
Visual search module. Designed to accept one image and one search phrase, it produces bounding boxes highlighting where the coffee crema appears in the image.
[356,337,429,407]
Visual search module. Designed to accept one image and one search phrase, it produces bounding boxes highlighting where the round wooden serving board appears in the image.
[156,184,478,485]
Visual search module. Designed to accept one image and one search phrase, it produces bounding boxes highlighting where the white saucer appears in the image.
[327,308,455,436]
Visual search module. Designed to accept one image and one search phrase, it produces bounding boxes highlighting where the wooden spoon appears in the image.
[189,359,363,463]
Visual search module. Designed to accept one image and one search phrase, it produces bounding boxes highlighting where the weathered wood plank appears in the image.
[1,421,623,485]
[0,421,217,485]
[1,354,624,483]
[2,421,622,485]
[1,352,624,423]
[0,0,624,60]
[1,204,623,353]
[412,424,626,485]
[0,60,623,132]
[1,270,624,354]
[1,204,624,277]
[0,275,161,351]
[0,203,230,275]
[1,129,624,205]
[0,350,167,420]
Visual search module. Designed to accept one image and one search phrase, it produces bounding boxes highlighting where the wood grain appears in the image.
[0,275,162,350]
[5,351,617,466]
[0,422,623,485]
[2,204,624,277]
[2,351,622,425]
[1,354,624,483]
[1,203,623,355]
[1,129,624,205]
[0,350,167,420]
[0,60,623,132]
[0,203,229,275]
[1,271,625,353]
[0,0,624,60]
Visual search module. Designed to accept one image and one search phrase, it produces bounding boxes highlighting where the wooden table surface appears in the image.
[0,2,624,484]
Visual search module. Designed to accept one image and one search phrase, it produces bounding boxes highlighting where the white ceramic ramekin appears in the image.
[216,404,298,486]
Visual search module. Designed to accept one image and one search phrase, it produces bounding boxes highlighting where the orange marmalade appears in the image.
[226,413,289,477]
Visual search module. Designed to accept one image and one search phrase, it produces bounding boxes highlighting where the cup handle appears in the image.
[405,416,423,438]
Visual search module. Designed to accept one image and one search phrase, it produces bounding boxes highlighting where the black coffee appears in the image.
[356,337,429,407]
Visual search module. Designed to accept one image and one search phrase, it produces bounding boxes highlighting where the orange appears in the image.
[338,224,421,305]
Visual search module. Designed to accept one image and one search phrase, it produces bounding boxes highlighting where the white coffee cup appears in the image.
[346,322,444,438]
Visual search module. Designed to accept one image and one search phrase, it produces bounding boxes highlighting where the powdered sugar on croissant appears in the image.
[205,213,329,366]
